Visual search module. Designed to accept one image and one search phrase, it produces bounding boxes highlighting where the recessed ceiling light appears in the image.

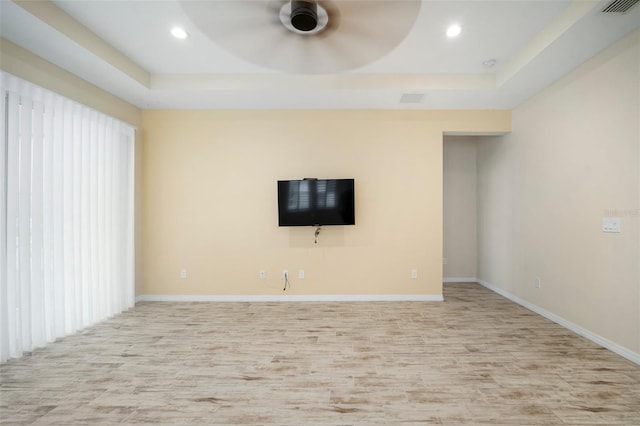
[446,24,462,38]
[171,27,189,40]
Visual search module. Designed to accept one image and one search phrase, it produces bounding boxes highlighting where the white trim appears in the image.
[443,131,509,136]
[477,279,640,366]
[443,277,478,283]
[135,294,444,303]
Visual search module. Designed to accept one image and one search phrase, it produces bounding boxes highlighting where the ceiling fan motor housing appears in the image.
[291,0,318,31]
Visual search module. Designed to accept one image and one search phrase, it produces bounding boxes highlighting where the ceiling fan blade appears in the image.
[181,1,282,39]
[178,0,421,73]
[316,0,420,65]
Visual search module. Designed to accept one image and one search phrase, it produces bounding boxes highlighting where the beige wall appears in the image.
[443,136,477,279]
[141,110,509,297]
[476,30,640,354]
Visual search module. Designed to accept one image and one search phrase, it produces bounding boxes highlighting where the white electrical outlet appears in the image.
[411,269,418,279]
[180,269,187,279]
[535,277,541,289]
[282,270,288,279]
[442,258,448,265]
[298,269,305,279]
[602,217,621,233]
[259,270,266,279]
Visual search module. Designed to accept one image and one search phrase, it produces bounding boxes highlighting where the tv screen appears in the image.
[278,179,355,226]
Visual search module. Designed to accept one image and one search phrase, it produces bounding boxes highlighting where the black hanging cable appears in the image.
[283,271,290,291]
[314,226,321,244]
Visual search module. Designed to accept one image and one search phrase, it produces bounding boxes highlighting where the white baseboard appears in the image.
[136,294,444,303]
[477,279,640,366]
[443,277,478,283]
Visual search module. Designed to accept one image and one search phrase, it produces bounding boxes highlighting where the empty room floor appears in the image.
[1,283,639,425]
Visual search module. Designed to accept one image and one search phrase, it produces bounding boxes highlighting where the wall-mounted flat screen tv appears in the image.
[278,179,355,226]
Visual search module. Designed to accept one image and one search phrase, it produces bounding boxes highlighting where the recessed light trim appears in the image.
[171,27,189,39]
[446,24,462,38]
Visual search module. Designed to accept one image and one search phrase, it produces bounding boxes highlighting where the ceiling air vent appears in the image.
[399,93,425,104]
[602,0,639,13]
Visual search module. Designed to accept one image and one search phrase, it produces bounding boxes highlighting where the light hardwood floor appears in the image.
[1,283,639,425]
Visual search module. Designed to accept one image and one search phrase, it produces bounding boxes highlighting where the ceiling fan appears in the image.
[179,0,421,73]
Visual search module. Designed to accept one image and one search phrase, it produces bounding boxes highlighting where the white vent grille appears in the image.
[399,93,425,104]
[602,0,639,13]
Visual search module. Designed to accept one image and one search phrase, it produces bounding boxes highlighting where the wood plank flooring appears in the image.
[1,283,639,425]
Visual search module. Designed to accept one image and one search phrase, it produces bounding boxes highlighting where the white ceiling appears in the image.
[1,0,639,109]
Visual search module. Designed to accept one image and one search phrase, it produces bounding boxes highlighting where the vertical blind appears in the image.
[0,72,135,363]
